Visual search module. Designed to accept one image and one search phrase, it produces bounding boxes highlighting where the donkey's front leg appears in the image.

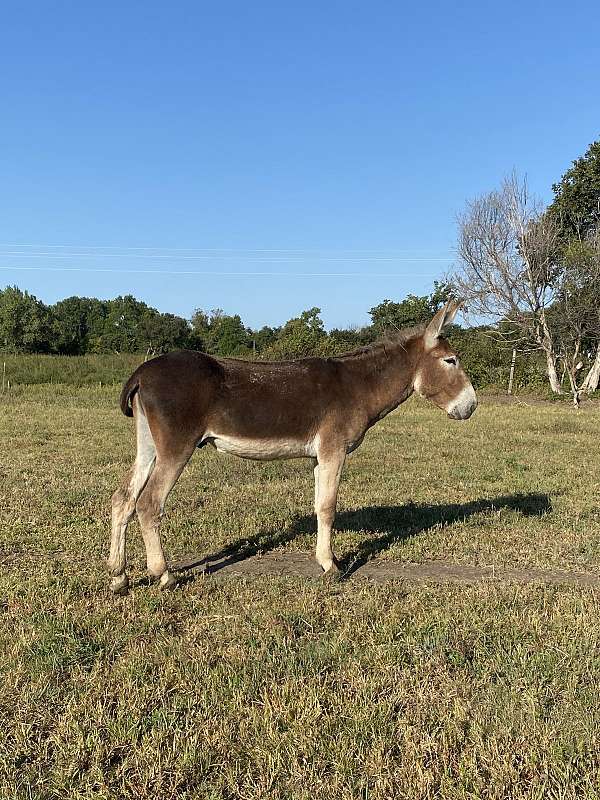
[314,450,346,577]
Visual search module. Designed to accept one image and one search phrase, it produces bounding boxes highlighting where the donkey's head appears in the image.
[413,301,477,420]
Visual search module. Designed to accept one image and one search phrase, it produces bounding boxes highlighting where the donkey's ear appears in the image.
[424,300,461,348]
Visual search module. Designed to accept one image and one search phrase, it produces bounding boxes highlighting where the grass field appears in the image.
[0,353,142,387]
[1,385,600,798]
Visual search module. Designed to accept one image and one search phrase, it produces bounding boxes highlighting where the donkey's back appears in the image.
[120,349,351,446]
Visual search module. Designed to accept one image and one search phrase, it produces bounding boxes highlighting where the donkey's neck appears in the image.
[339,337,420,425]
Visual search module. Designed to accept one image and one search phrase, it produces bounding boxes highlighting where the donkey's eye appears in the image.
[444,357,457,366]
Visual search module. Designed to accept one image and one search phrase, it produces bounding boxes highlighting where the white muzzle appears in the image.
[447,385,477,420]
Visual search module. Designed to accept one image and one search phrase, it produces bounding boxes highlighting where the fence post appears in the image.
[508,349,517,395]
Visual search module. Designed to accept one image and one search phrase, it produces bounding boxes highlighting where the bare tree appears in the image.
[581,344,600,394]
[452,174,563,392]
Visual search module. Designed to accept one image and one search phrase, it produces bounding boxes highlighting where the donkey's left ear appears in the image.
[424,300,461,349]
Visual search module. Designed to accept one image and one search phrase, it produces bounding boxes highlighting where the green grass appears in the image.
[1,386,599,798]
[0,353,143,386]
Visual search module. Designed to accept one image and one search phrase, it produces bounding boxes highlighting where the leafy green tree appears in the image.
[327,326,370,354]
[190,308,212,351]
[208,313,251,356]
[369,282,452,336]
[138,312,194,353]
[94,295,153,353]
[546,141,600,392]
[251,325,280,354]
[549,139,600,239]
[264,308,328,359]
[51,296,108,354]
[0,286,51,353]
[190,308,252,356]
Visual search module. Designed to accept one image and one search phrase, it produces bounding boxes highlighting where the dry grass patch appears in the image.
[1,387,599,798]
[2,578,600,799]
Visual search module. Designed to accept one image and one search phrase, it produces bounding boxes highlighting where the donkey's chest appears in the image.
[205,433,317,461]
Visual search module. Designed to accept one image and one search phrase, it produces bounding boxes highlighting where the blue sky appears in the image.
[1,1,599,329]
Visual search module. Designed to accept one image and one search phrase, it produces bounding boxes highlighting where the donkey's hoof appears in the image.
[321,562,342,582]
[159,571,178,591]
[110,574,129,595]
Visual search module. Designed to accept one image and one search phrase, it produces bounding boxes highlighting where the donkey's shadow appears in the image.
[173,492,551,581]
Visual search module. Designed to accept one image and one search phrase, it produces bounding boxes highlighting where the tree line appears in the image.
[0,280,517,389]
[0,281,456,360]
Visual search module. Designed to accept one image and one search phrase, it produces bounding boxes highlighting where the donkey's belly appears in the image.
[207,433,316,461]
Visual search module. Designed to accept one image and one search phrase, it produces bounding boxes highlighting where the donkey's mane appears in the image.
[334,323,427,361]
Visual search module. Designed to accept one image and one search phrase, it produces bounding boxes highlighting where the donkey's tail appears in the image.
[119,371,140,417]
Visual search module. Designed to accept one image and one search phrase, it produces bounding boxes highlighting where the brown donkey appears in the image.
[109,301,476,594]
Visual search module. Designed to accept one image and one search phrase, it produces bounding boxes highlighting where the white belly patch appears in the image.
[207,433,317,461]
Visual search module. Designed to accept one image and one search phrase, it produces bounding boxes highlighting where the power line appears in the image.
[0,251,450,263]
[0,242,453,255]
[0,265,433,278]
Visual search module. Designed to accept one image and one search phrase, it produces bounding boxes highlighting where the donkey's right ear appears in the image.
[424,300,461,349]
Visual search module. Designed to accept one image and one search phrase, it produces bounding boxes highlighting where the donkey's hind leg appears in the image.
[109,402,156,594]
[135,445,195,590]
